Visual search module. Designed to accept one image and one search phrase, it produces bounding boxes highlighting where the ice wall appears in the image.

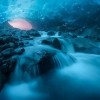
[0,0,96,22]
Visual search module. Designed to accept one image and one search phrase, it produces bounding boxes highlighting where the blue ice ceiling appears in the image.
[0,0,100,24]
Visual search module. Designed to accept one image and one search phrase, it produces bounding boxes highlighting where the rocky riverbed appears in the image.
[0,22,100,100]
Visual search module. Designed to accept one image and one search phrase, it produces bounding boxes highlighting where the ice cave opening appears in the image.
[8,19,33,30]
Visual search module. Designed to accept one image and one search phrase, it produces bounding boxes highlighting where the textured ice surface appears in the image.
[0,0,99,24]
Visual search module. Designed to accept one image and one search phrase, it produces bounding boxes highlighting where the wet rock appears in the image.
[23,51,56,79]
[41,38,62,50]
[38,52,55,75]
[1,48,15,59]
[0,44,10,52]
[0,38,5,45]
[14,48,25,55]
[53,38,62,50]
[0,36,18,85]
[47,31,55,36]
[21,35,30,39]
[0,71,7,91]
[71,34,77,38]
[0,41,18,51]
[3,36,19,43]
[96,37,100,41]
[0,57,17,91]
[58,31,62,36]
[84,35,90,39]
[1,58,16,73]
[27,30,41,37]
[18,42,25,47]
[14,46,57,81]
[42,40,52,46]
[58,31,77,38]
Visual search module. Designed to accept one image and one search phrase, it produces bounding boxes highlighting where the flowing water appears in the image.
[0,52,100,100]
[0,32,100,100]
[0,0,100,100]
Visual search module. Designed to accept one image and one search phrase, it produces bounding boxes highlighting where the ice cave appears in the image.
[0,0,100,100]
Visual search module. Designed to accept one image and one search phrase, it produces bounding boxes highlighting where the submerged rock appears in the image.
[1,48,15,59]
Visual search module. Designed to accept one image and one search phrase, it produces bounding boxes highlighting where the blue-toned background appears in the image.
[0,1,100,100]
[0,0,100,30]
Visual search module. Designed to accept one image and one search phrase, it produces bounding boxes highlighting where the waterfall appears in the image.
[9,45,75,83]
[58,38,75,53]
[1,53,100,100]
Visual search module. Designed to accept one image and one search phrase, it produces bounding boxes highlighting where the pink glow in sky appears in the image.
[8,19,33,30]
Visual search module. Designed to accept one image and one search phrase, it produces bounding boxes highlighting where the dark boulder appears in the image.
[0,44,10,52]
[0,57,17,91]
[0,72,7,91]
[47,31,55,36]
[0,38,5,45]
[41,38,62,50]
[14,48,25,55]
[1,48,15,59]
[41,40,53,46]
[53,38,62,50]
[38,52,55,75]
[3,36,19,43]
